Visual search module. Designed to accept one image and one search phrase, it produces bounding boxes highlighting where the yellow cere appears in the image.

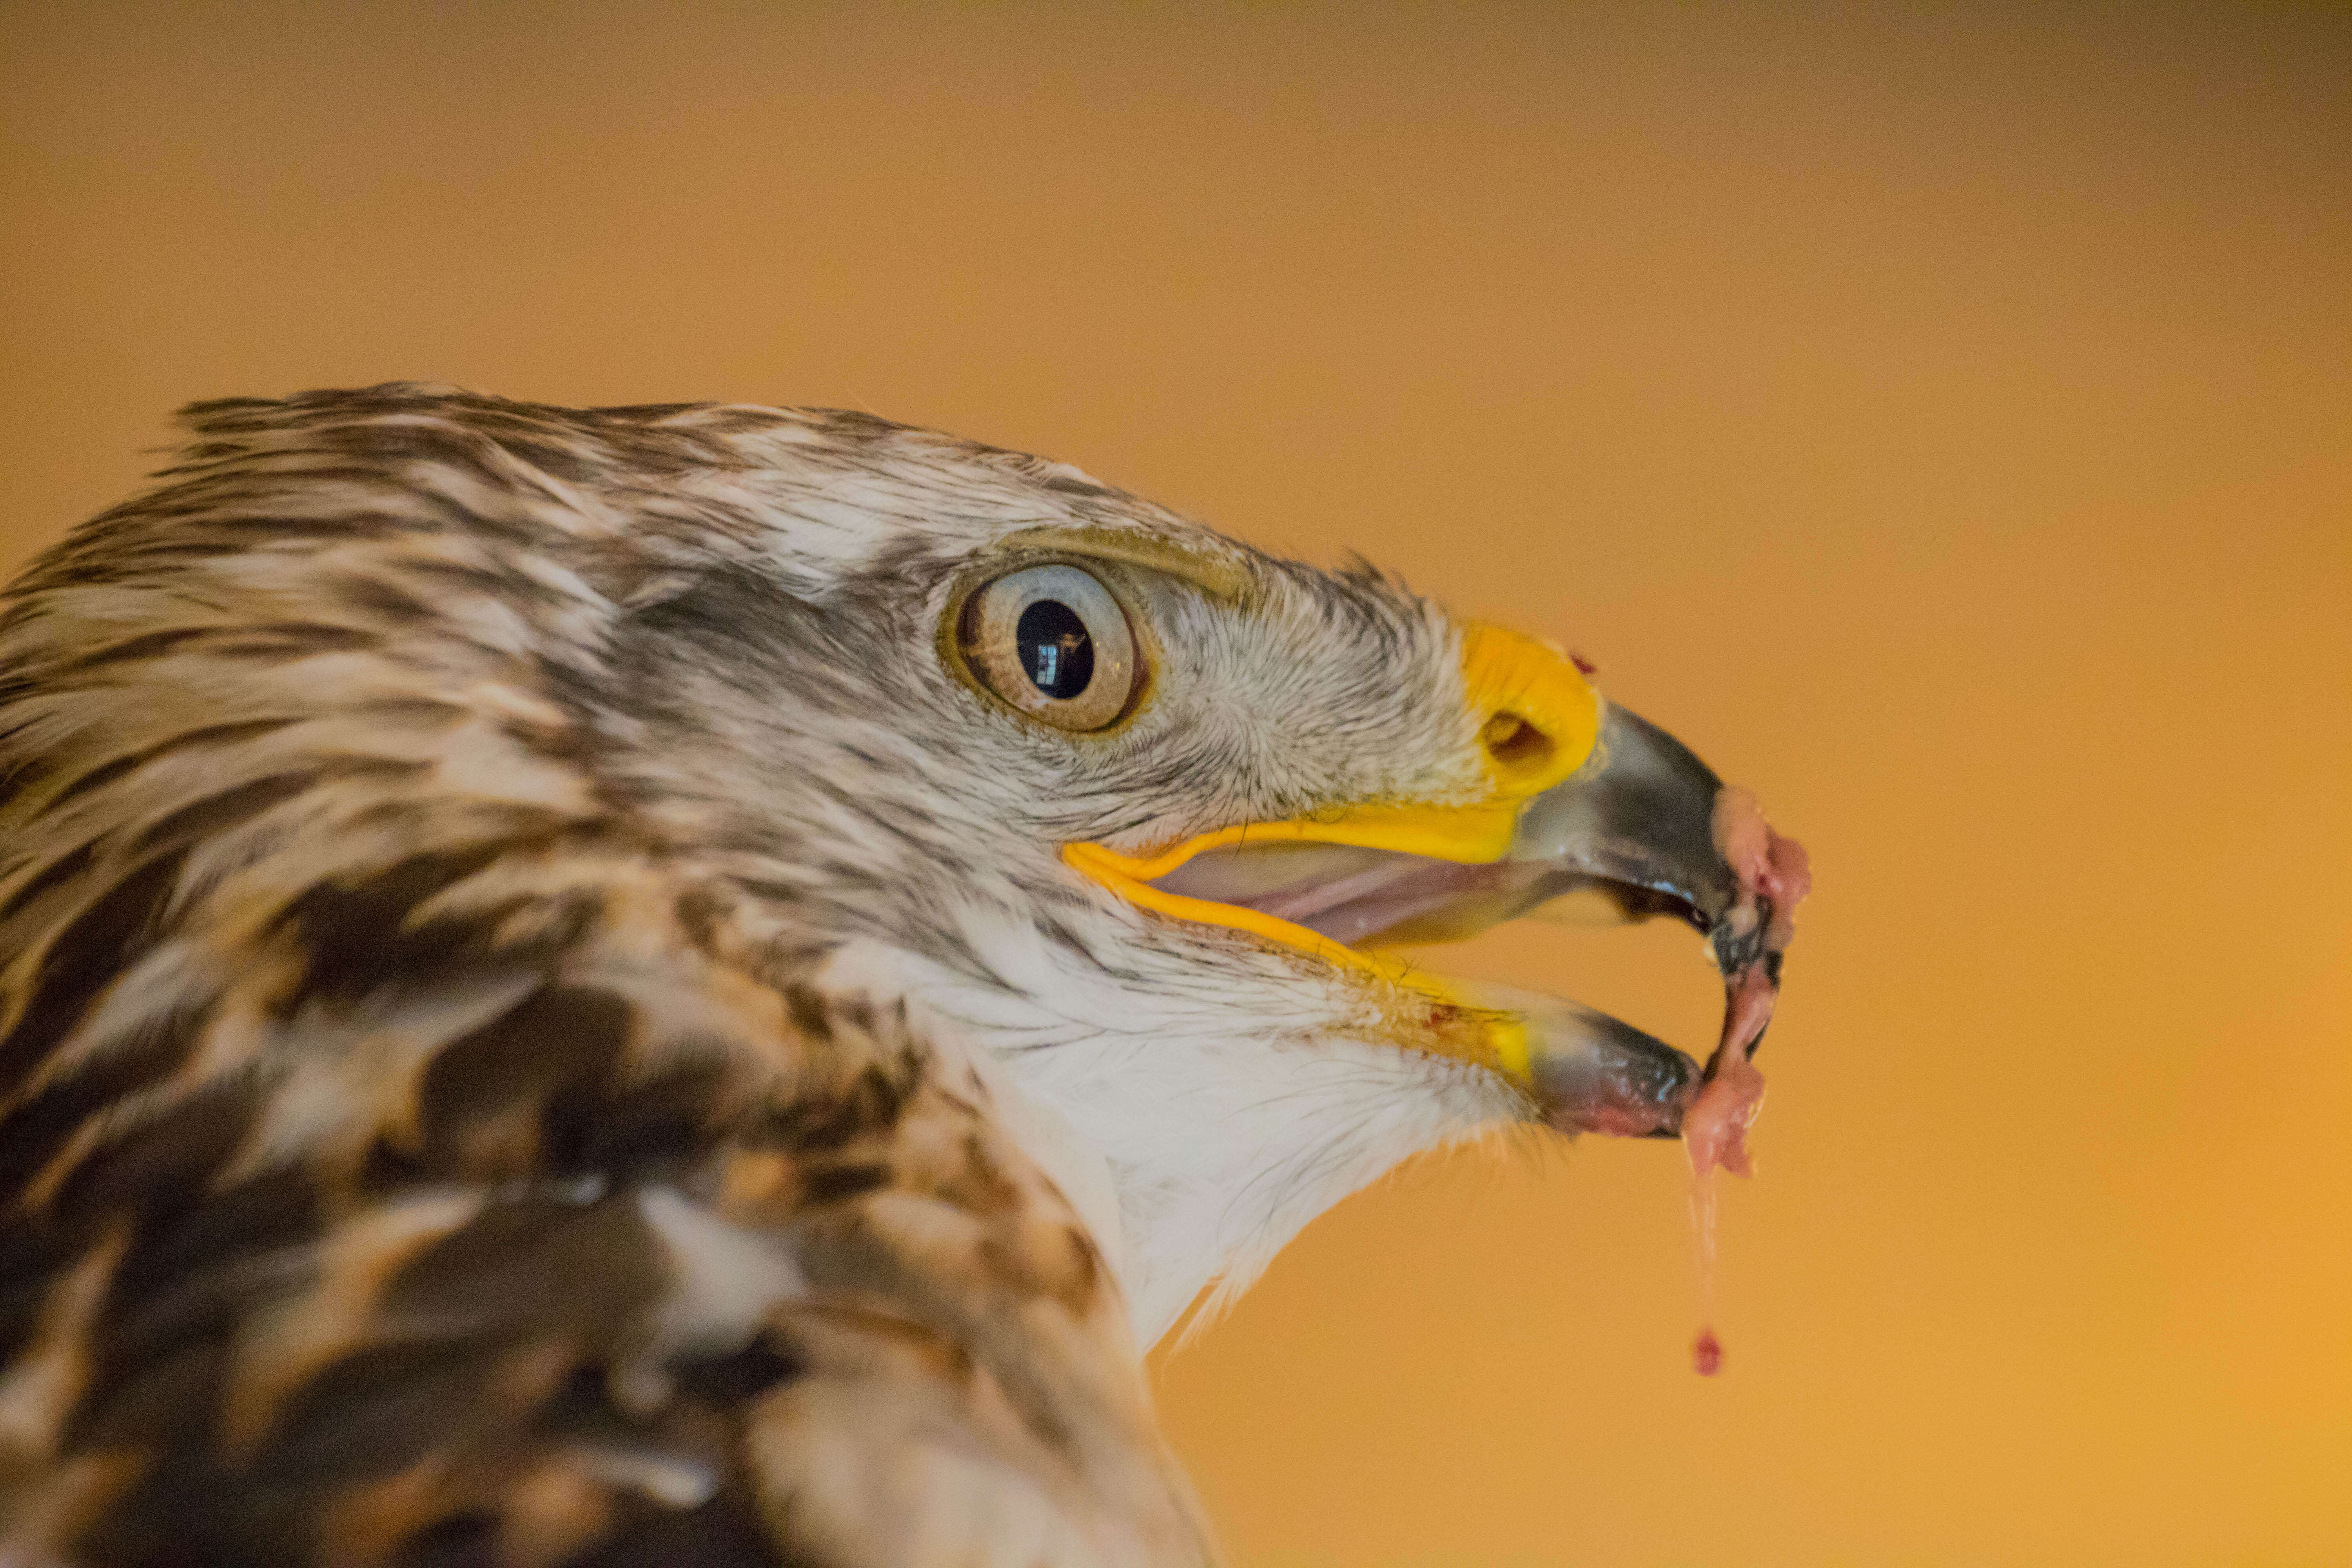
[1457,623,1601,800]
[1062,624,1598,1082]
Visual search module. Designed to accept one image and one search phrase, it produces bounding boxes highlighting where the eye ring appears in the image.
[957,564,1140,733]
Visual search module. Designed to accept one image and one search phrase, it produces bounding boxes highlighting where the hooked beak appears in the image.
[1485,703,1810,1134]
[1064,630,1810,1143]
[1514,703,1804,983]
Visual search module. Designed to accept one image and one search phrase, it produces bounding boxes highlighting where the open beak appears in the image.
[1064,628,1809,1142]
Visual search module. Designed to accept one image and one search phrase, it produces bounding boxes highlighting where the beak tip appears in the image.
[1520,999,1699,1140]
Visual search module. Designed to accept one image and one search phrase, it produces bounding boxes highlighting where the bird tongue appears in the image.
[1149,802,1811,1150]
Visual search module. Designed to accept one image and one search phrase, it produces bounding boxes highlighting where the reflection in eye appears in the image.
[1018,599,1094,698]
[959,564,1139,732]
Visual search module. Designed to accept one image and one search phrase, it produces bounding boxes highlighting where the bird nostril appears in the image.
[1480,711,1555,773]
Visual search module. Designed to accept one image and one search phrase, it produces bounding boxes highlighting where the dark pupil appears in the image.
[1015,599,1094,700]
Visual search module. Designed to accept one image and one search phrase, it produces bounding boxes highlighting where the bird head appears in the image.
[548,403,1808,1342]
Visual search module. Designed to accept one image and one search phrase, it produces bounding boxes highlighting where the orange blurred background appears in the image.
[3,5,2345,1562]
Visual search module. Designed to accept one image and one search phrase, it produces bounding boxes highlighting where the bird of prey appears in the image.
[0,387,1804,1567]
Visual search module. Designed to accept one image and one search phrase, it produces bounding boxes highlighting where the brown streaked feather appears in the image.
[0,387,1214,1567]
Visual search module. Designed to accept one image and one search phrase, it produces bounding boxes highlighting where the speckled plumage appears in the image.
[0,387,1567,1566]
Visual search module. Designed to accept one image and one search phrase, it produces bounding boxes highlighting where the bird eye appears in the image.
[957,564,1140,732]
